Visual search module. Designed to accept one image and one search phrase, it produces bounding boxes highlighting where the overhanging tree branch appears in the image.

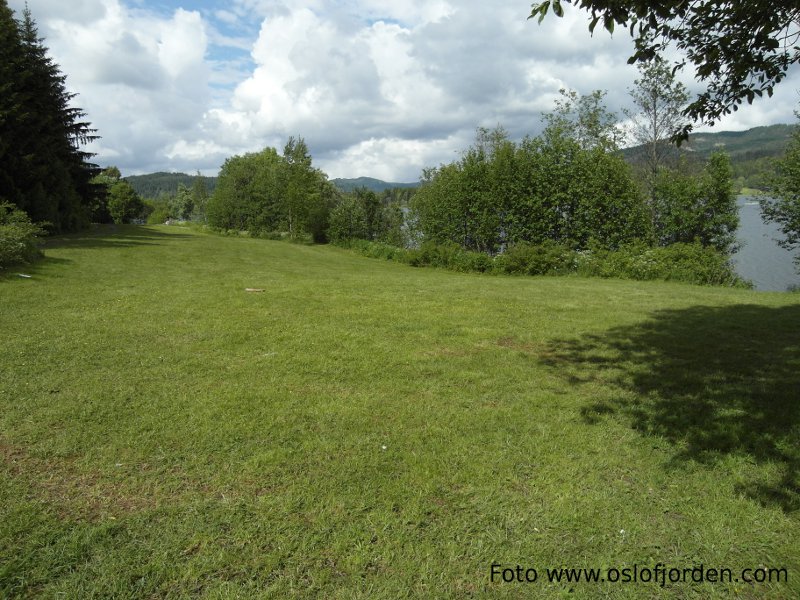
[531,0,800,142]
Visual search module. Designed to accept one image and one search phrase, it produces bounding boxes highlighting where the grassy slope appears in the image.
[1,225,798,599]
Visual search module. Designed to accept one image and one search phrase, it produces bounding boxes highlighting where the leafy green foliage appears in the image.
[413,117,650,253]
[282,137,317,238]
[168,184,194,221]
[652,152,739,253]
[404,241,493,272]
[761,118,800,263]
[0,201,46,267]
[206,147,283,232]
[328,196,368,243]
[494,240,577,275]
[143,199,171,225]
[190,172,209,220]
[343,238,745,287]
[329,188,410,247]
[531,0,800,140]
[206,139,336,242]
[544,89,622,151]
[107,181,144,225]
[85,167,119,224]
[577,242,748,287]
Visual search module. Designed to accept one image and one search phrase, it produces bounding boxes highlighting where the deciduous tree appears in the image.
[191,172,209,220]
[761,117,800,263]
[652,152,739,253]
[169,184,194,221]
[624,57,690,191]
[206,140,333,241]
[412,119,649,252]
[543,89,622,151]
[328,196,368,243]
[107,180,143,225]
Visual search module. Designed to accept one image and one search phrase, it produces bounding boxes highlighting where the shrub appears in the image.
[577,242,749,287]
[496,241,578,275]
[252,231,288,241]
[349,239,407,261]
[107,181,144,224]
[328,197,368,243]
[145,202,171,224]
[452,250,493,273]
[0,202,47,268]
[393,242,492,273]
[338,236,746,287]
[406,242,464,269]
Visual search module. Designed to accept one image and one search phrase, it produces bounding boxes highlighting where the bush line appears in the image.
[337,238,751,288]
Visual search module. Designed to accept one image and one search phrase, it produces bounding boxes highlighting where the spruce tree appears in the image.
[0,0,25,208]
[0,1,100,232]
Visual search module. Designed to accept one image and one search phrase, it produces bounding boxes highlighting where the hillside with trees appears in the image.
[124,172,217,199]
[623,124,794,191]
[330,177,417,193]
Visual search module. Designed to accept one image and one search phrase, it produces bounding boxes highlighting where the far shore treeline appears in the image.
[2,1,800,287]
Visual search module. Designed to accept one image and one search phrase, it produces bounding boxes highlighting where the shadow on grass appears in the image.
[0,255,74,282]
[42,224,194,250]
[541,304,800,512]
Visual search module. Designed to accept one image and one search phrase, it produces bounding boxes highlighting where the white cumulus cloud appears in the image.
[9,0,800,181]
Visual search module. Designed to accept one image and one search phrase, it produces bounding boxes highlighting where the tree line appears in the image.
[408,66,739,261]
[188,74,746,286]
[200,138,408,246]
[2,0,799,277]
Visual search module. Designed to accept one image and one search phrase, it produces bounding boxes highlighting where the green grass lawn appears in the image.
[1,225,798,598]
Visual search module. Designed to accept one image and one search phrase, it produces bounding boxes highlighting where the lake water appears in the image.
[732,196,800,291]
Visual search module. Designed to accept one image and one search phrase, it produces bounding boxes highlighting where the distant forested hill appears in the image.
[683,124,794,159]
[331,177,418,193]
[622,123,794,190]
[623,124,793,162]
[126,173,414,197]
[125,172,218,199]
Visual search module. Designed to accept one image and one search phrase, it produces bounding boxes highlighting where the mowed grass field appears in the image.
[1,225,798,599]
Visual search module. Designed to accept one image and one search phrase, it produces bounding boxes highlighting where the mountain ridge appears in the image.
[329,176,418,193]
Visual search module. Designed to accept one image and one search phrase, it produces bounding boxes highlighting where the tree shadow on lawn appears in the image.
[540,303,800,512]
[42,224,194,250]
[0,256,74,282]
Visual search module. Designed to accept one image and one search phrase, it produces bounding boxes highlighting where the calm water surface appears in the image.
[733,196,800,292]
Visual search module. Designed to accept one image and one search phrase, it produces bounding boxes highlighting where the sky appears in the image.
[9,0,800,182]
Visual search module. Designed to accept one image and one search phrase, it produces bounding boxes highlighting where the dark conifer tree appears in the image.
[0,0,26,207]
[0,1,101,232]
